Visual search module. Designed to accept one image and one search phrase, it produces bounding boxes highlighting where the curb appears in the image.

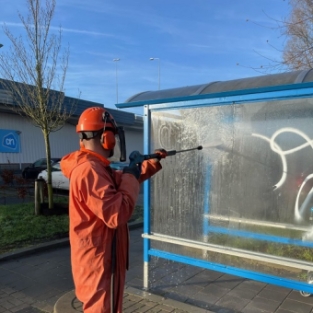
[0,221,143,262]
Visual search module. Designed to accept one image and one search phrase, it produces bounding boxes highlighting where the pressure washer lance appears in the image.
[128,145,203,167]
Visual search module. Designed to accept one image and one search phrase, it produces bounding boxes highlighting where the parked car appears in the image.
[37,161,129,190]
[22,157,61,179]
[38,162,70,190]
[38,161,69,190]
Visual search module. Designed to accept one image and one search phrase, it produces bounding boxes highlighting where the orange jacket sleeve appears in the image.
[139,158,162,183]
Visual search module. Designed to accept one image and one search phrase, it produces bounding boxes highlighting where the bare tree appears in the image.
[0,0,73,210]
[282,0,313,70]
[241,0,313,73]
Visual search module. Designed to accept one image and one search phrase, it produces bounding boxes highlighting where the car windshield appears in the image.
[52,162,61,171]
[33,159,46,167]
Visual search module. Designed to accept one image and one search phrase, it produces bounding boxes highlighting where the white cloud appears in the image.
[1,22,114,37]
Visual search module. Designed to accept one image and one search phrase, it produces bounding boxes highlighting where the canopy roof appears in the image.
[118,69,313,108]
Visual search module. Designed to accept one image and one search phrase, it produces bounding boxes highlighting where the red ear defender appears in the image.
[102,131,116,150]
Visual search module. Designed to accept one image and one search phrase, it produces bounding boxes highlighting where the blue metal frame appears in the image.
[205,225,313,248]
[143,105,151,263]
[203,165,212,239]
[148,249,313,293]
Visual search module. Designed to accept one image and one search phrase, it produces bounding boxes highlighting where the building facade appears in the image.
[0,79,143,171]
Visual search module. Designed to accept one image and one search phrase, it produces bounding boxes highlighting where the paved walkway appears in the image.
[1,225,313,313]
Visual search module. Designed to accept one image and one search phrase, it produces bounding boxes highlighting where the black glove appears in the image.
[123,163,141,179]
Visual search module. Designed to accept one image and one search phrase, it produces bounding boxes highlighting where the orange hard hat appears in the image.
[76,107,116,133]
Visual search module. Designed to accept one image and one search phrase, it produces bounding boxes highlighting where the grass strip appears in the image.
[0,200,143,254]
[0,202,69,254]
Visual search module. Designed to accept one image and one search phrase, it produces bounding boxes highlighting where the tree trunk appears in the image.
[43,129,54,209]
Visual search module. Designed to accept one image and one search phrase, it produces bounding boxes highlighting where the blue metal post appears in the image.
[143,105,151,289]
[203,165,212,242]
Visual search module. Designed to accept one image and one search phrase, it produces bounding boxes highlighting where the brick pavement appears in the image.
[1,226,313,312]
[0,226,210,313]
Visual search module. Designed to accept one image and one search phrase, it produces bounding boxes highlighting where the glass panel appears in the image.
[150,97,313,282]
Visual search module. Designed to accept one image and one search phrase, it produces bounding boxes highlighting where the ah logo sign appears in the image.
[3,133,17,150]
[0,129,20,153]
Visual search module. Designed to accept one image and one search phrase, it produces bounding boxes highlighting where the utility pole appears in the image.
[149,57,160,90]
[113,58,120,103]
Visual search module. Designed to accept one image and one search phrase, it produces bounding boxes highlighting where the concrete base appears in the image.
[54,290,82,313]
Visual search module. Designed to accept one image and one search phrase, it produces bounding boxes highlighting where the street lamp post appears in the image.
[150,57,160,90]
[0,44,3,49]
[113,58,120,103]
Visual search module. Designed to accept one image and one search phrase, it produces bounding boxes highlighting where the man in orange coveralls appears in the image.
[60,107,166,313]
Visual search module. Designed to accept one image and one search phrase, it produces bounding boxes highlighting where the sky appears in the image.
[0,0,291,115]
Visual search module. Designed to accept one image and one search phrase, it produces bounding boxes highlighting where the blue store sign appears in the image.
[0,129,21,153]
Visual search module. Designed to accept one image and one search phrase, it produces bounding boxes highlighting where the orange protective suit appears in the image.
[61,147,161,313]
